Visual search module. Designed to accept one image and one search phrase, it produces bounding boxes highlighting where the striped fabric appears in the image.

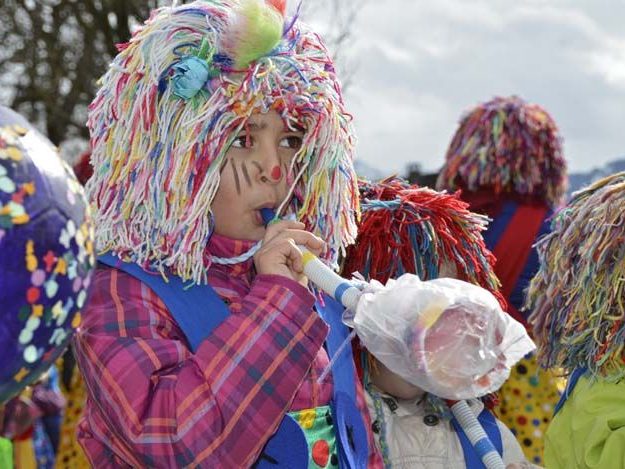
[74,234,381,467]
[460,191,552,323]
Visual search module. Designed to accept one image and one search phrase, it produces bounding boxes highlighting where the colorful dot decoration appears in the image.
[495,353,563,465]
[298,408,318,430]
[312,439,330,467]
[55,356,90,468]
[0,106,95,404]
[291,406,338,468]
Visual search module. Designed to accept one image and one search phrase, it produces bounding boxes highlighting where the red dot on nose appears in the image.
[271,166,282,180]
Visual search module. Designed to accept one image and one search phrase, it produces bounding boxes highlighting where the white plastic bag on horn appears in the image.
[348,274,535,400]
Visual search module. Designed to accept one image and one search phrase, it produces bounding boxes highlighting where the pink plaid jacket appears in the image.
[74,234,382,468]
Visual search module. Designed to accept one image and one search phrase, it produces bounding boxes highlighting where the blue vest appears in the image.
[98,254,368,468]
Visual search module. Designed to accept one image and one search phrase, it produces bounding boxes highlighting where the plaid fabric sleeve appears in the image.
[74,268,328,468]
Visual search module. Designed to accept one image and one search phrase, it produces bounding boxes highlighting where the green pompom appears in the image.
[224,0,284,69]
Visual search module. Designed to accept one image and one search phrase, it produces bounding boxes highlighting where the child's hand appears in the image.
[254,220,326,285]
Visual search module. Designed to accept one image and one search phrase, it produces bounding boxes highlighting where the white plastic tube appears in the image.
[299,250,361,310]
[450,400,506,469]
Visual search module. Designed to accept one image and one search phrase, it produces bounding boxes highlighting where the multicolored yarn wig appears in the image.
[527,172,625,381]
[436,96,568,208]
[343,177,502,305]
[87,0,358,284]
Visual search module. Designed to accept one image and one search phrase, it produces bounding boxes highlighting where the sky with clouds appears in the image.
[307,0,625,176]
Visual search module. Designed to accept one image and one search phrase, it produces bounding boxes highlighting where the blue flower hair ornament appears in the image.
[171,39,221,102]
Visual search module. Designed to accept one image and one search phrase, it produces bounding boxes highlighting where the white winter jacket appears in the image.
[365,390,533,469]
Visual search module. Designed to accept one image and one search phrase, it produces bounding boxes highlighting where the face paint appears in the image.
[229,158,242,195]
[219,156,228,174]
[241,161,252,187]
[270,165,282,181]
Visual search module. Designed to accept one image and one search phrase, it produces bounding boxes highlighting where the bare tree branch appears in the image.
[0,0,168,144]
[0,0,363,145]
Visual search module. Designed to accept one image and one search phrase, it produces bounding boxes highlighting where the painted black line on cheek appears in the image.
[219,157,228,174]
[241,161,252,187]
[230,159,242,195]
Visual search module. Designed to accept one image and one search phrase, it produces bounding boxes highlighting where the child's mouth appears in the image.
[254,207,276,226]
[254,210,264,226]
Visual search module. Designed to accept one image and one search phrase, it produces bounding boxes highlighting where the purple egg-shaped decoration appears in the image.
[0,106,95,404]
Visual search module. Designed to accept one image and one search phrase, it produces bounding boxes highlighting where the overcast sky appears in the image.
[308,0,625,176]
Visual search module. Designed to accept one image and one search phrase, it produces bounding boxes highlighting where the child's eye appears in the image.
[231,135,253,148]
[279,135,303,150]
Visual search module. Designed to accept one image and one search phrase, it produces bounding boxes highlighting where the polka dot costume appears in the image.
[495,353,563,465]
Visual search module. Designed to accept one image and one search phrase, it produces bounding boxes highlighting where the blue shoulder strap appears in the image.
[553,367,586,416]
[316,294,369,469]
[98,253,229,352]
[315,295,357,402]
[452,408,503,469]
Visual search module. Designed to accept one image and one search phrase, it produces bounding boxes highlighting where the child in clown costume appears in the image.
[436,96,567,465]
[73,0,382,467]
[526,172,625,469]
[341,178,536,469]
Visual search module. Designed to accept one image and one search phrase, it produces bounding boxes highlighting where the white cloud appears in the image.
[311,0,625,175]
